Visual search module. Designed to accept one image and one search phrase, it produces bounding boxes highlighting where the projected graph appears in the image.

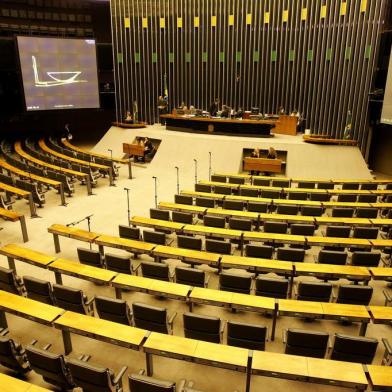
[32,56,87,87]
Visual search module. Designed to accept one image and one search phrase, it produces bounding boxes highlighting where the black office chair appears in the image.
[132,302,176,334]
[301,206,324,217]
[309,193,331,202]
[317,249,348,265]
[351,251,381,267]
[261,189,281,199]
[0,336,31,374]
[264,221,288,234]
[255,276,289,298]
[360,183,378,190]
[288,192,308,200]
[129,372,178,392]
[205,239,231,255]
[335,285,373,305]
[325,225,351,238]
[245,244,274,259]
[174,194,193,205]
[23,276,54,305]
[203,215,226,228]
[298,181,315,189]
[247,201,268,213]
[104,253,134,274]
[211,175,226,183]
[195,184,212,193]
[214,185,232,195]
[140,261,172,282]
[183,312,223,343]
[276,247,305,262]
[0,266,26,295]
[330,334,378,364]
[318,182,334,190]
[227,321,267,350]
[143,230,167,245]
[253,178,270,186]
[239,188,259,197]
[296,282,332,302]
[95,296,132,325]
[357,195,378,204]
[276,204,299,215]
[26,343,75,390]
[352,226,379,239]
[53,284,94,315]
[228,217,252,231]
[228,176,245,185]
[67,357,127,392]
[223,200,244,211]
[150,208,170,221]
[337,194,357,202]
[219,272,253,294]
[331,208,355,218]
[356,207,378,218]
[119,225,141,240]
[177,235,203,251]
[77,247,104,268]
[284,329,329,358]
[272,179,290,188]
[342,183,360,190]
[291,224,315,236]
[195,197,215,208]
[175,266,208,288]
[172,211,193,224]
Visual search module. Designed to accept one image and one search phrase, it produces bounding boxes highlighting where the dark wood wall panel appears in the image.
[111,0,385,153]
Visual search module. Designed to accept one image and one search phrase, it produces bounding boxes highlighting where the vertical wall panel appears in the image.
[111,0,385,154]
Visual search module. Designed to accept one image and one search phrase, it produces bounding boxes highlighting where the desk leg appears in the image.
[7,257,16,271]
[62,330,73,355]
[109,168,115,186]
[188,301,193,312]
[115,287,122,299]
[239,234,244,256]
[54,272,63,285]
[0,311,8,329]
[86,177,93,196]
[28,195,38,218]
[271,300,278,341]
[53,234,61,253]
[19,216,29,242]
[288,271,295,299]
[59,184,67,206]
[359,321,368,336]
[98,245,104,256]
[245,351,253,392]
[146,352,154,376]
[128,158,133,179]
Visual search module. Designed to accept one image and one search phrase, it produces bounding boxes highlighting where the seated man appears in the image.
[221,105,230,118]
[142,137,155,162]
[124,111,133,123]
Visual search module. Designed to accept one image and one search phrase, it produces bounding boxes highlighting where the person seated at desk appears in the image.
[142,137,155,163]
[220,105,230,118]
[250,148,260,175]
[124,111,133,124]
[267,146,277,159]
[158,96,168,125]
[235,107,244,118]
[278,106,285,115]
[209,98,220,117]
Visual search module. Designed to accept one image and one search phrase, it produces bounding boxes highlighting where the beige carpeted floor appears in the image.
[0,126,391,392]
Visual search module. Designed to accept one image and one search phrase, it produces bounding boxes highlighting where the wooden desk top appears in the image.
[322,201,371,208]
[367,365,392,389]
[305,236,371,247]
[0,182,30,197]
[130,216,185,231]
[0,207,22,221]
[190,287,233,305]
[225,194,273,203]
[212,172,250,179]
[0,244,56,267]
[307,357,367,388]
[54,311,147,349]
[94,235,155,252]
[259,213,315,223]
[148,280,191,299]
[39,139,108,170]
[370,218,392,226]
[180,190,226,200]
[371,202,392,208]
[207,207,259,219]
[331,189,370,195]
[0,159,60,187]
[0,290,64,325]
[278,299,324,316]
[152,245,220,265]
[283,187,327,194]
[370,239,392,248]
[62,138,127,164]
[239,184,282,191]
[220,255,293,273]
[48,259,117,283]
[48,224,100,242]
[231,292,275,311]
[199,180,238,188]
[251,350,308,378]
[369,267,392,280]
[368,305,392,323]
[315,216,371,226]
[158,202,207,214]
[294,262,370,279]
[111,273,154,291]
[243,231,306,244]
[272,198,322,206]
[321,303,370,321]
[0,373,51,392]
[183,224,242,239]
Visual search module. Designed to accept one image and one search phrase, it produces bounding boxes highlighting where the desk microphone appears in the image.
[124,187,131,191]
[175,166,179,169]
[152,176,157,179]
[85,214,93,219]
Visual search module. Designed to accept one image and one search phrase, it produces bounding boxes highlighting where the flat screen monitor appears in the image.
[17,36,100,111]
[251,107,259,114]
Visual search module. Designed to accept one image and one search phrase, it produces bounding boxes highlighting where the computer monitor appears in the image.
[251,107,259,115]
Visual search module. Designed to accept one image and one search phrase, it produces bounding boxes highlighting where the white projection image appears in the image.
[17,36,99,111]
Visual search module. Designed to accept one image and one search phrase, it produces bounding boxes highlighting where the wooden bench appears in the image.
[0,208,29,242]
[0,181,37,218]
[243,157,282,174]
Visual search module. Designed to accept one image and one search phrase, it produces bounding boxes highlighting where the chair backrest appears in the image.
[298,181,315,188]
[318,182,334,189]
[337,194,357,202]
[228,176,245,184]
[26,345,74,389]
[143,230,167,245]
[214,185,232,195]
[211,175,226,183]
[23,276,54,305]
[203,215,226,228]
[0,337,30,373]
[227,321,267,350]
[331,334,378,364]
[331,208,355,218]
[297,282,332,302]
[264,221,288,234]
[223,200,244,211]
[229,218,252,231]
[177,235,202,251]
[67,358,116,392]
[276,204,299,215]
[129,373,176,392]
[240,188,259,197]
[104,253,132,274]
[195,197,215,208]
[119,225,140,240]
[95,296,132,325]
[52,284,88,314]
[175,267,205,287]
[277,247,305,262]
[336,285,373,305]
[352,227,379,239]
[301,206,324,216]
[245,244,274,259]
[253,178,270,186]
[172,211,193,224]
[342,183,360,190]
[360,183,378,190]
[219,272,252,294]
[272,179,290,188]
[183,312,221,343]
[174,194,193,205]
[247,202,268,213]
[0,266,23,295]
[309,193,331,202]
[261,190,281,199]
[255,277,288,298]
[318,250,348,265]
[77,247,103,267]
[357,195,378,203]
[141,261,170,281]
[150,208,170,221]
[132,302,169,333]
[325,225,351,238]
[290,224,315,236]
[205,239,231,254]
[288,192,308,200]
[351,251,381,267]
[285,329,329,358]
[195,183,212,193]
[356,207,378,218]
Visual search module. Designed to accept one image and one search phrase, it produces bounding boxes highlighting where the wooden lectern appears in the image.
[243,157,282,173]
[123,142,144,158]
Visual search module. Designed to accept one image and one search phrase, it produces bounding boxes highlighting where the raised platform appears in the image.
[112,121,147,129]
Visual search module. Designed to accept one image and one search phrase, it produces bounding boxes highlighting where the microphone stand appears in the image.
[208,152,212,181]
[152,176,158,207]
[107,149,116,187]
[193,159,198,184]
[66,214,94,249]
[124,187,131,226]
[175,166,179,194]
